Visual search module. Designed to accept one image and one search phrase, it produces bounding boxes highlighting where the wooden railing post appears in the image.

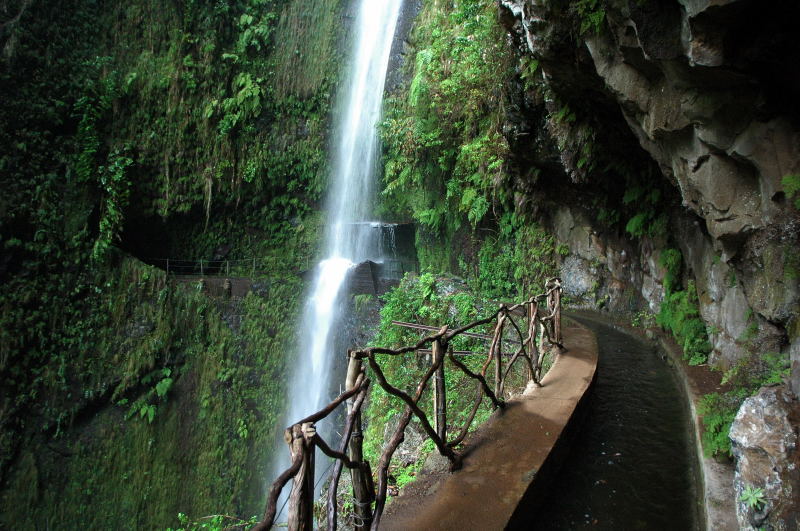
[255,279,569,531]
[199,259,204,276]
[432,338,446,442]
[345,354,373,531]
[554,280,562,345]
[287,423,315,531]
[527,301,537,385]
[493,315,505,397]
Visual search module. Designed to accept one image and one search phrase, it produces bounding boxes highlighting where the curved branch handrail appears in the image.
[255,278,563,531]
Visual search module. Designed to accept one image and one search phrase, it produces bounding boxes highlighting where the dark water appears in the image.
[534,315,701,530]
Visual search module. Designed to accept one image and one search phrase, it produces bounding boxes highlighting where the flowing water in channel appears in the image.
[272,0,404,505]
[534,315,700,530]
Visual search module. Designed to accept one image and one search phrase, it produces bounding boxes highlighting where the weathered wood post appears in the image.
[252,257,257,277]
[554,279,562,345]
[527,301,537,384]
[432,338,447,442]
[287,423,315,531]
[200,259,204,276]
[346,354,372,531]
[166,258,170,274]
[536,320,546,382]
[494,315,505,397]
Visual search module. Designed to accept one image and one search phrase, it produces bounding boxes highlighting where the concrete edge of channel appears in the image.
[506,318,599,529]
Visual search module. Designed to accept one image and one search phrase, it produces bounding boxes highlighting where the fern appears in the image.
[573,0,607,35]
[783,174,800,209]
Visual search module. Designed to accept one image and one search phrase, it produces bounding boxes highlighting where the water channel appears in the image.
[533,313,701,530]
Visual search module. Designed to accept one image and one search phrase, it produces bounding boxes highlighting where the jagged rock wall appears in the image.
[497,1,800,527]
[499,0,800,392]
[730,386,799,529]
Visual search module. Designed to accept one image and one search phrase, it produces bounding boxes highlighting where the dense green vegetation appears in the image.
[379,0,514,267]
[656,249,711,366]
[361,273,532,490]
[0,255,311,527]
[378,0,562,296]
[699,351,790,458]
[0,0,344,526]
[2,0,794,525]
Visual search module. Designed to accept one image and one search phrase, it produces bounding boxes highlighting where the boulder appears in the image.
[730,386,800,530]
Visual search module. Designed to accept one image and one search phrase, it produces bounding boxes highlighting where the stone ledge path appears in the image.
[381,320,599,531]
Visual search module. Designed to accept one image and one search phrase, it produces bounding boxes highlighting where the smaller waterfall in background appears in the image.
[270,0,405,511]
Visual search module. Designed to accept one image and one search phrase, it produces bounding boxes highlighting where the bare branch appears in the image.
[366,354,457,464]
[448,349,504,410]
[447,383,484,448]
[253,448,304,531]
[297,372,367,425]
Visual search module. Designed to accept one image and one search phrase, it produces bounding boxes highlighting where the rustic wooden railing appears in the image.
[148,257,307,277]
[146,257,418,278]
[252,278,563,531]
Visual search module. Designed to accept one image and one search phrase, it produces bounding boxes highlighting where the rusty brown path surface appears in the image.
[381,321,598,531]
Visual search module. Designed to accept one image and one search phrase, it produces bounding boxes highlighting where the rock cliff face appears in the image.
[499,0,799,388]
[498,0,800,525]
[730,386,799,530]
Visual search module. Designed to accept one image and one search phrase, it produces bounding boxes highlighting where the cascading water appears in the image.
[287,0,403,438]
[272,0,404,504]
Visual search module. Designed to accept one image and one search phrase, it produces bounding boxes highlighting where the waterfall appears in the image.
[271,0,404,507]
[288,0,403,436]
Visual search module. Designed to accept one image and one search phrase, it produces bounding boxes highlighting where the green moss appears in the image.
[379,0,515,235]
[0,0,337,513]
[1,253,306,528]
[785,245,800,281]
[782,173,800,209]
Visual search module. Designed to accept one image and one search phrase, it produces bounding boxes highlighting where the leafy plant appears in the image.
[572,0,607,35]
[740,485,766,510]
[698,390,744,457]
[657,281,711,365]
[363,273,502,464]
[392,440,434,490]
[93,149,133,262]
[167,512,259,531]
[654,249,711,365]
[631,310,656,328]
[701,351,789,457]
[660,248,682,293]
[379,0,515,235]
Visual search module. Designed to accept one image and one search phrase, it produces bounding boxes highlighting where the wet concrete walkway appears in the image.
[381,320,599,531]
